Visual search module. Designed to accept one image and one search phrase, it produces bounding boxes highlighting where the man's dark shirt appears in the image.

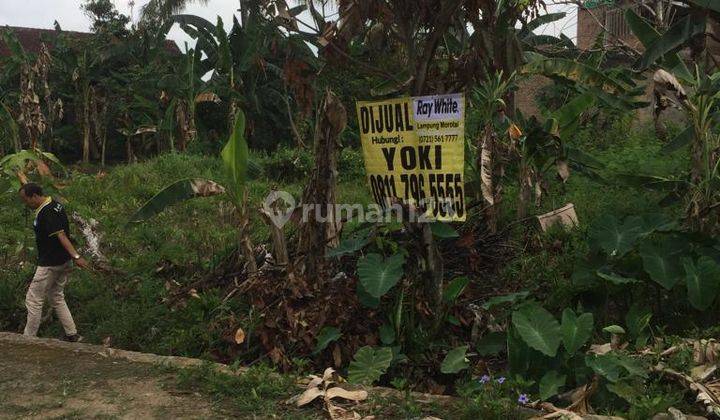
[34,198,71,267]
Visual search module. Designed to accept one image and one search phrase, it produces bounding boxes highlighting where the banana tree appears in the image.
[173,11,315,149]
[130,109,259,274]
[512,91,606,219]
[0,148,65,191]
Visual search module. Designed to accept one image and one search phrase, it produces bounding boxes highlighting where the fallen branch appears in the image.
[653,362,720,417]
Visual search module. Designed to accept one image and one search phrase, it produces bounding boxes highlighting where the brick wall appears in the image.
[577,5,607,50]
[515,75,551,117]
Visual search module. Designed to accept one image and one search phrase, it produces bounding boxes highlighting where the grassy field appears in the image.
[0,121,698,417]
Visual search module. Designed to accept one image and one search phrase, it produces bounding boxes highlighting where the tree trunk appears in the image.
[480,124,499,233]
[238,188,257,276]
[82,86,91,163]
[297,90,346,281]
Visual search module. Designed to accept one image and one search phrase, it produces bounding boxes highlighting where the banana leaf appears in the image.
[625,9,692,81]
[523,54,629,95]
[662,125,694,153]
[519,12,566,38]
[222,110,250,204]
[129,178,226,223]
[637,13,707,71]
[686,0,720,13]
[553,91,596,134]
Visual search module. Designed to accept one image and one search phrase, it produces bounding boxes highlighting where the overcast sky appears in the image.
[0,0,578,50]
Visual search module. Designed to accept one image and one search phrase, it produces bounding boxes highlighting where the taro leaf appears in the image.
[571,253,606,288]
[443,276,470,303]
[539,370,566,401]
[476,332,506,356]
[481,291,530,310]
[313,327,341,354]
[430,222,459,238]
[615,354,648,379]
[585,354,623,382]
[357,253,405,298]
[606,380,642,403]
[625,304,652,338]
[561,308,594,354]
[221,110,249,204]
[440,345,470,374]
[640,240,684,290]
[129,179,225,223]
[596,270,639,285]
[507,326,530,375]
[379,324,395,345]
[327,236,369,258]
[638,213,677,234]
[603,325,626,335]
[587,354,647,383]
[348,346,393,385]
[589,215,643,257]
[511,303,562,357]
[684,256,720,311]
[356,282,380,308]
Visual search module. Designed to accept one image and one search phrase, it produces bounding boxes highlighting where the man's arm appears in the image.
[56,231,89,269]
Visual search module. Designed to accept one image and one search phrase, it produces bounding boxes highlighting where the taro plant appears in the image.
[628,67,720,233]
[575,212,720,313]
[506,300,650,405]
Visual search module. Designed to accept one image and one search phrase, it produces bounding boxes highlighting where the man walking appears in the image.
[19,183,88,342]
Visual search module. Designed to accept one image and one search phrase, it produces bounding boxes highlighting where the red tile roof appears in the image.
[0,26,181,56]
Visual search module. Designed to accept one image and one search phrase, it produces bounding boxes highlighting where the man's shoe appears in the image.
[63,334,83,343]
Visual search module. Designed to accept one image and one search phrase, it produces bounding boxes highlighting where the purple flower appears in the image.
[496,376,506,384]
[478,374,491,384]
[518,394,529,405]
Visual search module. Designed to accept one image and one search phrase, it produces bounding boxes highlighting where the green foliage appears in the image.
[561,308,594,355]
[511,302,561,357]
[639,240,684,290]
[348,346,393,385]
[476,332,506,356]
[603,325,626,335]
[635,13,707,71]
[539,370,566,400]
[221,111,249,204]
[443,277,470,304]
[176,363,295,415]
[684,256,720,311]
[313,327,341,354]
[481,291,529,310]
[623,8,691,80]
[326,229,370,258]
[128,178,222,223]
[429,222,459,238]
[356,253,405,299]
[440,346,470,374]
[589,215,642,257]
[585,353,647,383]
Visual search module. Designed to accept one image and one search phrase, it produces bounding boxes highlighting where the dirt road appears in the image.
[0,333,224,419]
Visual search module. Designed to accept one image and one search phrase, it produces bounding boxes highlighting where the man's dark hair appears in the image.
[19,183,43,197]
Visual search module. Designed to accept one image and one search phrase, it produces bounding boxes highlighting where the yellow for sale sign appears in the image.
[356,93,466,221]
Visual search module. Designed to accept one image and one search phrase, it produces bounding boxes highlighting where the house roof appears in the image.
[0,26,181,57]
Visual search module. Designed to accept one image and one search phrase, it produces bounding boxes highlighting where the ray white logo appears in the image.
[262,190,296,228]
